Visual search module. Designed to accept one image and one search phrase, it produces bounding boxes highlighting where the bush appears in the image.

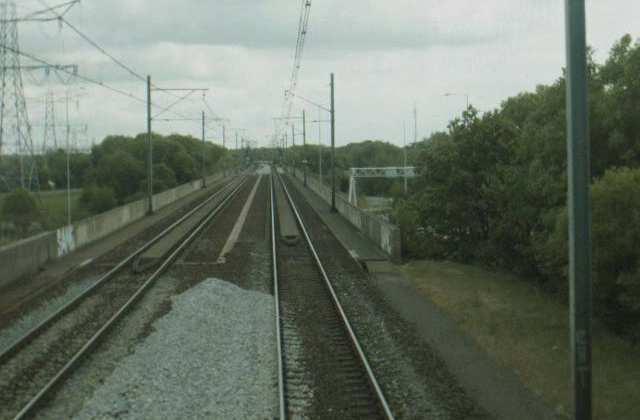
[95,151,145,203]
[540,167,640,337]
[1,188,40,235]
[80,185,117,214]
[393,197,426,258]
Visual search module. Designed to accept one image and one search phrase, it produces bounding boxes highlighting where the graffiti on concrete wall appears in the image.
[57,225,76,257]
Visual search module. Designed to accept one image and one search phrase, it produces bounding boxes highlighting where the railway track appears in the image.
[0,175,249,420]
[271,171,394,419]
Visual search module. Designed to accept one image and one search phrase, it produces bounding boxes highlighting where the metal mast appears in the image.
[278,0,312,140]
[0,1,36,189]
[43,91,58,151]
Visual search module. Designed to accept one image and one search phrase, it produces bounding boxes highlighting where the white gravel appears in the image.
[74,278,278,420]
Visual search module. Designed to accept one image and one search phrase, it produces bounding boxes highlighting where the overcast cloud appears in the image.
[8,0,640,149]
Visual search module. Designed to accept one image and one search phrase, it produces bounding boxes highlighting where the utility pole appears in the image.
[148,85,208,193]
[330,73,336,212]
[222,124,226,149]
[414,102,418,144]
[201,111,206,188]
[565,1,592,419]
[222,124,227,177]
[403,121,407,194]
[235,131,238,150]
[318,107,322,185]
[291,123,295,176]
[65,91,71,226]
[146,75,153,214]
[303,109,307,187]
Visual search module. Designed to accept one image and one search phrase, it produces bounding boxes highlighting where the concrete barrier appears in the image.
[0,232,57,289]
[289,169,401,261]
[56,174,222,258]
[1,173,223,288]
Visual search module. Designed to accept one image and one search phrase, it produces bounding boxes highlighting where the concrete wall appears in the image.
[290,170,402,261]
[56,174,221,258]
[1,173,222,288]
[0,232,57,289]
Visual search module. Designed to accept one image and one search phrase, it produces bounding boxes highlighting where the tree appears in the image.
[95,150,145,203]
[1,188,40,235]
[80,185,117,213]
[540,167,640,337]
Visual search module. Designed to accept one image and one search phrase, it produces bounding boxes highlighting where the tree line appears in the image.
[1,133,231,237]
[394,34,640,339]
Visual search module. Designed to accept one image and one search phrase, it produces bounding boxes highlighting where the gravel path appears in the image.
[74,278,277,420]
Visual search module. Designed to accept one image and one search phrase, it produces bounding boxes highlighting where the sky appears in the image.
[6,0,640,150]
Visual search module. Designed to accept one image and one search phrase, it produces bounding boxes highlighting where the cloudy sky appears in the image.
[9,0,640,150]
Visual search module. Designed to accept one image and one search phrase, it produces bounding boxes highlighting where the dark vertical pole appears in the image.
[222,124,227,177]
[291,123,295,176]
[330,73,336,212]
[414,103,418,144]
[146,75,153,214]
[318,107,322,184]
[303,109,307,187]
[235,131,238,150]
[565,1,592,419]
[201,111,206,188]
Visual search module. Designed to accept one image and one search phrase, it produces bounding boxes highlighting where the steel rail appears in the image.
[0,176,244,365]
[270,173,287,420]
[276,172,395,420]
[13,176,249,420]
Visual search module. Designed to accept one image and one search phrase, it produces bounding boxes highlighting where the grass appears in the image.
[34,190,90,227]
[402,260,640,420]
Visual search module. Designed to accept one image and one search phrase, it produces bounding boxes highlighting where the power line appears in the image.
[279,0,312,137]
[2,44,147,104]
[37,0,146,82]
[3,45,199,123]
[10,2,218,135]
[202,96,228,123]
[1,0,78,22]
[36,0,203,108]
[28,0,77,19]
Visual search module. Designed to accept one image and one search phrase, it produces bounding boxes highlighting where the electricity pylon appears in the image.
[43,91,58,152]
[0,1,36,189]
[1,1,79,190]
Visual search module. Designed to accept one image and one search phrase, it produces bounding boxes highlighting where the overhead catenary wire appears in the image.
[2,45,198,123]
[35,0,207,107]
[37,0,145,82]
[2,44,147,105]
[8,0,227,145]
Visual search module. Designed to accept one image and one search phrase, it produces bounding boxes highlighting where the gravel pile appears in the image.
[74,278,278,420]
